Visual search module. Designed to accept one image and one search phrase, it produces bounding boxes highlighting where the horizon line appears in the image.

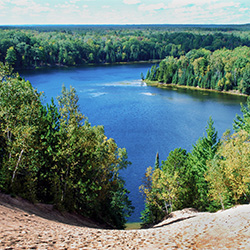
[0,23,249,26]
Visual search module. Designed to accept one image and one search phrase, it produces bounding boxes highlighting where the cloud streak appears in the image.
[123,0,141,4]
[0,0,249,25]
[138,3,167,12]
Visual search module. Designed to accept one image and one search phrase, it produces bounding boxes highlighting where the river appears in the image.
[21,63,247,222]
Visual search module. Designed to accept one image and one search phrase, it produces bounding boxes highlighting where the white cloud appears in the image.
[165,0,246,24]
[0,1,5,10]
[239,7,249,12]
[138,3,167,12]
[167,0,219,9]
[0,0,249,25]
[102,5,110,9]
[160,0,248,24]
[123,0,141,4]
[10,1,51,15]
[55,2,82,11]
[9,0,27,6]
[70,0,80,3]
[11,6,27,14]
[30,4,51,13]
[7,0,30,6]
[207,2,240,10]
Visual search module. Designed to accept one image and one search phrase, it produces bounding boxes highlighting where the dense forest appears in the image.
[0,25,250,69]
[0,63,133,229]
[1,25,250,228]
[140,100,250,227]
[145,46,250,94]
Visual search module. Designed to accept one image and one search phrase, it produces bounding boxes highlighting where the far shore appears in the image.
[18,59,161,71]
[145,80,248,98]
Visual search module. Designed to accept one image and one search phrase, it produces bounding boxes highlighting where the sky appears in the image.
[0,0,249,25]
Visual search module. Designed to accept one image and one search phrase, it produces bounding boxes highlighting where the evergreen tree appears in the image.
[233,97,250,134]
[0,64,133,229]
[154,152,159,169]
[239,64,250,94]
[187,117,219,211]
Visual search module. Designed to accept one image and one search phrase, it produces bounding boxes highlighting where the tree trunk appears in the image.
[11,148,24,185]
[219,193,225,210]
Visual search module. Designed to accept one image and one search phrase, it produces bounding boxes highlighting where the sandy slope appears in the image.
[0,193,250,249]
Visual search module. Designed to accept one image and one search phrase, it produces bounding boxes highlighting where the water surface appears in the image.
[21,64,247,222]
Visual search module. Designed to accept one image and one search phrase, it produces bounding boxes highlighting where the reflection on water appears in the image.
[141,92,156,96]
[89,92,107,98]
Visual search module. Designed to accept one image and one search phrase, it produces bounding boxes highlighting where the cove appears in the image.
[21,63,247,222]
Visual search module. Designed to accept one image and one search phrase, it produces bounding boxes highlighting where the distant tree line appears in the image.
[140,99,250,227]
[0,63,133,229]
[0,27,250,69]
[146,46,250,95]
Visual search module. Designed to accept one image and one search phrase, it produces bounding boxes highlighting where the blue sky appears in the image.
[0,0,249,25]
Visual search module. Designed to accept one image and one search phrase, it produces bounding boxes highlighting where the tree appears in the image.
[0,65,42,200]
[233,96,250,134]
[140,166,165,227]
[187,117,220,211]
[206,130,250,207]
[0,64,133,229]
[55,85,133,228]
[158,148,188,212]
[154,152,159,169]
[240,64,250,94]
[35,98,61,203]
[205,155,230,210]
[5,46,17,66]
[140,148,188,226]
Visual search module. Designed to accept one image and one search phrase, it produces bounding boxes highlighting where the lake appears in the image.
[21,63,247,222]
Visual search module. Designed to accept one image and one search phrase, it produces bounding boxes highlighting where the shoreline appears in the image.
[145,80,248,98]
[17,59,161,71]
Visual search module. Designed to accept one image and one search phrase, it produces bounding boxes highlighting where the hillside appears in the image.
[1,192,250,249]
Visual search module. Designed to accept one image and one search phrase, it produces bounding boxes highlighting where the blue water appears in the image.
[21,63,247,222]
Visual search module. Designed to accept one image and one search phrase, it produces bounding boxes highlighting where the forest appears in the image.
[141,25,250,225]
[0,24,250,228]
[0,63,133,229]
[0,24,250,69]
[140,100,250,227]
[145,46,250,95]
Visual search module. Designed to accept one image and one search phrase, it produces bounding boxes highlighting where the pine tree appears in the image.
[187,117,220,211]
[154,152,159,169]
[233,96,250,134]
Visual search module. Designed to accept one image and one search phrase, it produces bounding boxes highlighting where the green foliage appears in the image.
[0,64,42,198]
[233,97,250,133]
[0,63,133,229]
[187,117,220,211]
[141,100,250,227]
[239,64,250,94]
[154,152,159,169]
[140,148,188,227]
[206,130,250,208]
[140,118,220,226]
[146,46,250,94]
[0,27,249,69]
[139,166,165,226]
[5,46,17,66]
